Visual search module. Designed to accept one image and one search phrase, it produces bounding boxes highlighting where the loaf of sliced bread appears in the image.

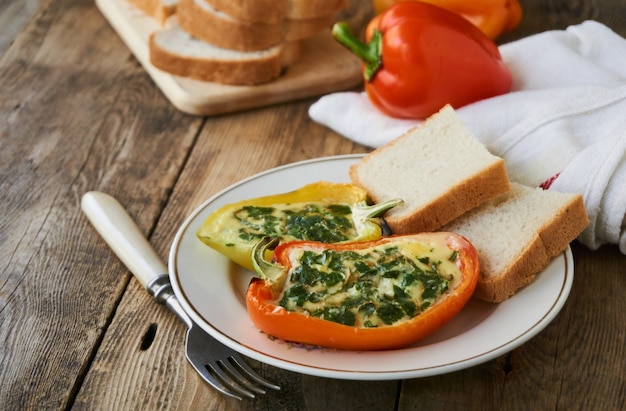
[440,182,588,302]
[177,0,333,51]
[204,0,348,23]
[149,19,302,85]
[350,105,511,234]
[127,0,177,24]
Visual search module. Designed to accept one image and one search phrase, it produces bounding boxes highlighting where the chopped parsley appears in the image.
[233,203,357,243]
[278,245,456,327]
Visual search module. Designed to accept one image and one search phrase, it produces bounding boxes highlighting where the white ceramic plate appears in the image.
[169,154,573,380]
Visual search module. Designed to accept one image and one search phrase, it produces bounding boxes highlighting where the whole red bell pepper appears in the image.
[332,2,512,119]
[246,232,480,351]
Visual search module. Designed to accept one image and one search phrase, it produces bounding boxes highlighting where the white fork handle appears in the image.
[81,191,166,289]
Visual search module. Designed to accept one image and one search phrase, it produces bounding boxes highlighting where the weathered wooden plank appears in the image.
[551,244,626,410]
[0,0,41,56]
[0,0,200,408]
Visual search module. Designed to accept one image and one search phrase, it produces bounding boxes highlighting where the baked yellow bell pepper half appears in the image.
[197,181,403,271]
[372,0,522,40]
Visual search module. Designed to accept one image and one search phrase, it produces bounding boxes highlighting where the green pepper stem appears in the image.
[332,22,383,81]
[251,237,286,287]
[355,198,404,220]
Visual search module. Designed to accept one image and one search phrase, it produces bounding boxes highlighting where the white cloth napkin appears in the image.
[309,21,626,254]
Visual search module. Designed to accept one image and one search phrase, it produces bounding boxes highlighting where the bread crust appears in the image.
[204,0,347,22]
[349,105,511,234]
[285,0,348,20]
[204,0,284,23]
[473,240,551,302]
[355,159,511,234]
[149,27,285,85]
[177,0,331,51]
[150,48,281,85]
[448,189,589,303]
[538,194,589,257]
[474,193,588,302]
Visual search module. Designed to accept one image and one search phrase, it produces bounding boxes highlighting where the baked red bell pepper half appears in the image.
[332,2,512,119]
[247,232,480,351]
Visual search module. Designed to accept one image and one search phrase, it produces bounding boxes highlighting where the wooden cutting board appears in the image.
[96,0,364,115]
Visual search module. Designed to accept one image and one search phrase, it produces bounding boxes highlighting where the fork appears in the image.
[81,191,280,400]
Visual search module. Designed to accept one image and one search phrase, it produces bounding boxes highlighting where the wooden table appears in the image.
[2,0,625,409]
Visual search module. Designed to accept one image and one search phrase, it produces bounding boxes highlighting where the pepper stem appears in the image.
[356,198,404,220]
[251,237,286,288]
[332,22,383,81]
[354,198,404,236]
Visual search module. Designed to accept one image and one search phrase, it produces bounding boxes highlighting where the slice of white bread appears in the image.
[149,19,302,85]
[440,182,588,302]
[127,0,177,24]
[349,105,511,234]
[204,0,348,23]
[177,0,332,51]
